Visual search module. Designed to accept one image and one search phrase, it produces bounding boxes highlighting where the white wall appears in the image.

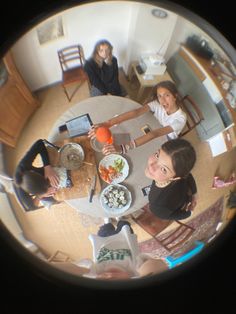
[124,3,177,72]
[11,1,177,91]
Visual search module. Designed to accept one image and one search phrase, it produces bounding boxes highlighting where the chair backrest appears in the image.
[179,95,204,137]
[58,45,85,72]
[131,204,173,236]
[131,204,195,252]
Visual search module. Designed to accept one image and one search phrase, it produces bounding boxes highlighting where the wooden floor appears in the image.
[4,70,234,261]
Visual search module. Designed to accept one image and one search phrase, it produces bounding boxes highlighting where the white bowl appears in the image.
[100,184,132,215]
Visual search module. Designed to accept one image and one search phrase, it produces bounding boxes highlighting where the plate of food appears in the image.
[98,154,129,184]
[100,184,132,214]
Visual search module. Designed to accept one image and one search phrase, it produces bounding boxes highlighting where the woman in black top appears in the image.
[14,139,59,205]
[84,39,126,97]
[145,138,197,220]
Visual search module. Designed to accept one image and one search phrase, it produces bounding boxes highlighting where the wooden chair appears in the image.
[179,95,204,137]
[131,204,195,252]
[57,45,90,102]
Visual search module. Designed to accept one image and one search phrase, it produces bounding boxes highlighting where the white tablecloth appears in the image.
[48,95,166,217]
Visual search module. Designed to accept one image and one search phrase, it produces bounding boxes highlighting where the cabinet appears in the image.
[167,46,233,141]
[0,51,39,147]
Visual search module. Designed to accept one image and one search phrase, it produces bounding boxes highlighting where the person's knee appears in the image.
[90,86,104,97]
[98,223,116,237]
[116,220,134,234]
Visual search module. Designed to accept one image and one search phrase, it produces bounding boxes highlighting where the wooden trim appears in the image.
[179,49,206,81]
[223,130,233,151]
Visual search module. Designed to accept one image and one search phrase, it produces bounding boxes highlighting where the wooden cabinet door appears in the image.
[0,51,39,147]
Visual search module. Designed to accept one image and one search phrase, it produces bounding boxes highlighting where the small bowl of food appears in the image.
[98,154,129,184]
[100,184,132,215]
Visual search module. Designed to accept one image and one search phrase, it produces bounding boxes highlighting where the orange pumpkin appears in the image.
[96,127,112,143]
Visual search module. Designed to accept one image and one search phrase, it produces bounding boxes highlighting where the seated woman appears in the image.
[88,80,186,155]
[145,138,198,220]
[84,39,127,97]
[14,139,59,209]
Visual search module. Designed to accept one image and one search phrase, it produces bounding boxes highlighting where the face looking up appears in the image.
[98,44,110,60]
[157,87,178,115]
[145,148,177,183]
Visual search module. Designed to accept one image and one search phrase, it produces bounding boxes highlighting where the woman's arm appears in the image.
[15,139,59,188]
[102,125,173,155]
[44,165,59,188]
[134,125,173,147]
[15,139,50,184]
[88,104,150,139]
[107,104,150,127]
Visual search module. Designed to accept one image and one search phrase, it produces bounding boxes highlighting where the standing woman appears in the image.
[88,80,186,155]
[145,138,198,220]
[84,39,126,97]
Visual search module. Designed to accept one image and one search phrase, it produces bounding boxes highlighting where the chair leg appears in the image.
[62,84,71,102]
[62,80,89,102]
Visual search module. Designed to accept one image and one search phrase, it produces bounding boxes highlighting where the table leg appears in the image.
[128,65,135,81]
[136,86,145,102]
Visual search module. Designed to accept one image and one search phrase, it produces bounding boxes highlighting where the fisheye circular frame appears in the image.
[0,0,236,291]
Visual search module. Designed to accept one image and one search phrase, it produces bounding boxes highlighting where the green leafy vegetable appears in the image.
[113,158,124,173]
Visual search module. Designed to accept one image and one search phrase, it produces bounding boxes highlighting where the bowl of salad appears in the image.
[98,154,129,184]
[100,184,132,214]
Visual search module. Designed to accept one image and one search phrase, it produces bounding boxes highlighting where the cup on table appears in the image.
[90,126,113,152]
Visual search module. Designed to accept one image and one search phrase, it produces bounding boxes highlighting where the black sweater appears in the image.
[84,56,122,95]
[148,173,197,220]
[15,139,50,184]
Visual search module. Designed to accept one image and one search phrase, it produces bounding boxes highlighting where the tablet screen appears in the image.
[65,114,93,137]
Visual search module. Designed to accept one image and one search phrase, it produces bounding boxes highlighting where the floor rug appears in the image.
[138,196,224,258]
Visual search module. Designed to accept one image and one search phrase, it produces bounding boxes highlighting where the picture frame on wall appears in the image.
[36,16,65,45]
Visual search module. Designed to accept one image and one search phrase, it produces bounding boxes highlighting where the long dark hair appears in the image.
[161,138,196,178]
[16,170,49,196]
[92,39,113,67]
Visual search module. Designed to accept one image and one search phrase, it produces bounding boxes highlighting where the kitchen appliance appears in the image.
[140,53,166,75]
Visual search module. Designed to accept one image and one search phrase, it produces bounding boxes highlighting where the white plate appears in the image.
[98,154,129,184]
[100,184,132,215]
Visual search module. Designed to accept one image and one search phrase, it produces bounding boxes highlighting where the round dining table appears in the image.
[48,95,167,218]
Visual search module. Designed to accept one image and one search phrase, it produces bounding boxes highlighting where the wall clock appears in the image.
[151,8,168,18]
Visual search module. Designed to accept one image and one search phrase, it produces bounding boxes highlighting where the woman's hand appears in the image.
[39,186,58,198]
[44,165,59,188]
[88,122,110,139]
[102,143,122,155]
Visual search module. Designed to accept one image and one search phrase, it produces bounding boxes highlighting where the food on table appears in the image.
[95,126,113,144]
[99,157,125,183]
[101,185,128,209]
[113,158,125,173]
